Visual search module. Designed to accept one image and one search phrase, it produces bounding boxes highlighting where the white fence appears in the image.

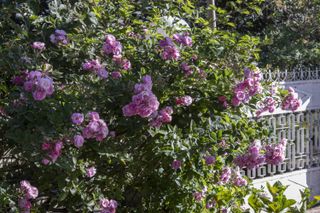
[244,67,320,208]
[264,66,320,82]
[244,110,319,179]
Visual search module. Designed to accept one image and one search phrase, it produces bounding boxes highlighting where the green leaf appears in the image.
[283,199,296,208]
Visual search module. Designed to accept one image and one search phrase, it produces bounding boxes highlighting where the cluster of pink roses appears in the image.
[50,29,68,45]
[82,59,108,79]
[102,34,122,56]
[159,37,181,61]
[71,111,109,144]
[219,167,247,186]
[100,198,118,213]
[256,97,276,117]
[149,106,173,127]
[41,140,63,165]
[234,140,266,169]
[234,139,287,169]
[19,180,38,213]
[231,68,263,106]
[112,55,132,71]
[265,138,287,165]
[23,71,54,101]
[281,87,301,111]
[122,75,160,118]
[173,33,193,47]
[102,34,131,74]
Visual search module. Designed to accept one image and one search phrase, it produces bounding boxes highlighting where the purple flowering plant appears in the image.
[0,1,306,212]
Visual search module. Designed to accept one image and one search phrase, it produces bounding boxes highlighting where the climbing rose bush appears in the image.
[0,1,302,212]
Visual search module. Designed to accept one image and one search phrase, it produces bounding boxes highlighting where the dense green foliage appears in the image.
[0,0,317,212]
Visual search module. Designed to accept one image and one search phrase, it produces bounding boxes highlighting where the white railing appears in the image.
[263,66,320,82]
[244,67,320,179]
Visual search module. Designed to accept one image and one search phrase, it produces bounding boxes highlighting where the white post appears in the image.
[207,0,217,29]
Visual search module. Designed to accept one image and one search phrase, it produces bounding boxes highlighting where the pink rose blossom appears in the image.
[26,186,38,199]
[181,62,193,76]
[42,140,63,164]
[73,135,84,148]
[161,45,180,61]
[32,89,46,101]
[23,71,54,101]
[149,106,173,128]
[231,67,262,107]
[234,140,265,169]
[193,191,203,202]
[111,71,122,79]
[123,75,159,118]
[173,33,192,46]
[82,59,108,79]
[19,180,38,212]
[82,59,102,71]
[159,37,180,61]
[71,113,84,125]
[281,87,301,111]
[100,198,118,213]
[220,167,232,184]
[81,112,109,141]
[265,138,287,165]
[31,41,45,51]
[88,111,100,121]
[171,160,181,170]
[122,59,131,70]
[102,34,122,56]
[256,97,276,117]
[42,158,50,165]
[86,166,97,178]
[50,29,68,45]
[204,155,215,165]
[176,95,193,106]
[233,172,247,187]
[159,37,174,47]
[97,68,108,79]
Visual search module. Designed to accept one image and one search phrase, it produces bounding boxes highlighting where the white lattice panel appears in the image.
[244,111,320,179]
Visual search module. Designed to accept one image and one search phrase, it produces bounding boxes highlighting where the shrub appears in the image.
[0,0,302,212]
